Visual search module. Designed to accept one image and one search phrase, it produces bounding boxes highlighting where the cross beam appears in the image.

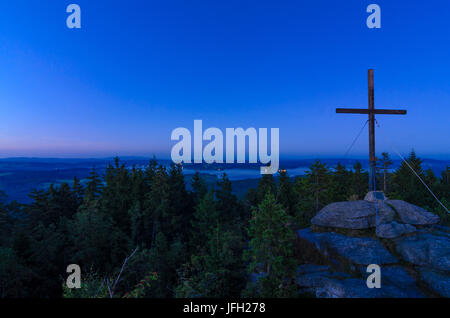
[336,69,407,192]
[336,109,406,115]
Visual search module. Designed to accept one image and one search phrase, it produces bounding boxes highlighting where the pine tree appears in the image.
[256,172,276,204]
[144,165,169,248]
[0,247,30,297]
[276,170,297,217]
[329,163,350,202]
[391,150,428,206]
[191,172,208,205]
[68,206,131,274]
[0,191,14,246]
[49,182,78,220]
[293,177,315,228]
[243,193,297,298]
[129,201,144,247]
[215,173,240,225]
[441,166,449,186]
[190,191,218,252]
[429,166,450,222]
[144,156,158,186]
[166,163,193,242]
[26,189,51,226]
[84,166,103,203]
[72,176,84,206]
[146,232,174,297]
[378,152,392,193]
[305,161,330,212]
[130,166,147,206]
[176,225,244,298]
[100,157,133,235]
[350,161,368,199]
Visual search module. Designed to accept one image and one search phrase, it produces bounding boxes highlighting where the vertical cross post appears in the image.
[368,69,376,191]
[336,70,406,195]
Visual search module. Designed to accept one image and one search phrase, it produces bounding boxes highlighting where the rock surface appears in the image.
[311,200,395,230]
[298,228,398,265]
[311,199,439,239]
[386,200,440,225]
[296,265,424,298]
[393,231,450,272]
[297,225,450,297]
[376,221,416,239]
[378,266,425,297]
[297,197,448,297]
[418,268,450,297]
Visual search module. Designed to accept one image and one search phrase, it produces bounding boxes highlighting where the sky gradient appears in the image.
[0,0,449,159]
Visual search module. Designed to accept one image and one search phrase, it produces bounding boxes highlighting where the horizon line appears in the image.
[1,155,449,161]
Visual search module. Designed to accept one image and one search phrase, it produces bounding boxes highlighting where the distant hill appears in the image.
[0,157,448,203]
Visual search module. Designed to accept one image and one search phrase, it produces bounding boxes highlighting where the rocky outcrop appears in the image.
[376,221,416,239]
[297,196,448,298]
[298,228,398,266]
[386,200,440,225]
[311,199,439,239]
[297,225,450,297]
[310,200,394,230]
[393,231,450,272]
[296,265,424,298]
[418,268,450,297]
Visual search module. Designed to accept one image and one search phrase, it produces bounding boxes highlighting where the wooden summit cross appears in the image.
[336,69,407,192]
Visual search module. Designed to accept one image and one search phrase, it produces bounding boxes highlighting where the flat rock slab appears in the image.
[386,200,440,225]
[311,200,439,234]
[379,266,425,298]
[394,232,450,272]
[311,200,395,229]
[298,228,398,265]
[419,268,450,297]
[297,265,424,298]
[376,221,416,239]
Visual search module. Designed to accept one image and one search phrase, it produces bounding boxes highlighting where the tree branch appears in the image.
[103,247,139,298]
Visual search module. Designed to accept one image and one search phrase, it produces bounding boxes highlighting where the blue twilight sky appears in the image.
[0,0,449,159]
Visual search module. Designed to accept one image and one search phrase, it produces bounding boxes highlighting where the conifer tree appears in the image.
[72,176,84,206]
[256,172,276,204]
[166,163,193,242]
[144,165,169,248]
[351,161,367,199]
[216,174,240,225]
[243,193,297,298]
[329,163,350,202]
[191,172,208,205]
[101,157,133,235]
[84,167,103,203]
[0,192,14,246]
[277,170,297,217]
[378,152,392,193]
[305,161,330,212]
[190,191,218,252]
[176,225,244,298]
[146,231,182,298]
[144,156,158,186]
[391,150,428,206]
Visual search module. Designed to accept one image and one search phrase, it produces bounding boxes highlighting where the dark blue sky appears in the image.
[0,0,449,159]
